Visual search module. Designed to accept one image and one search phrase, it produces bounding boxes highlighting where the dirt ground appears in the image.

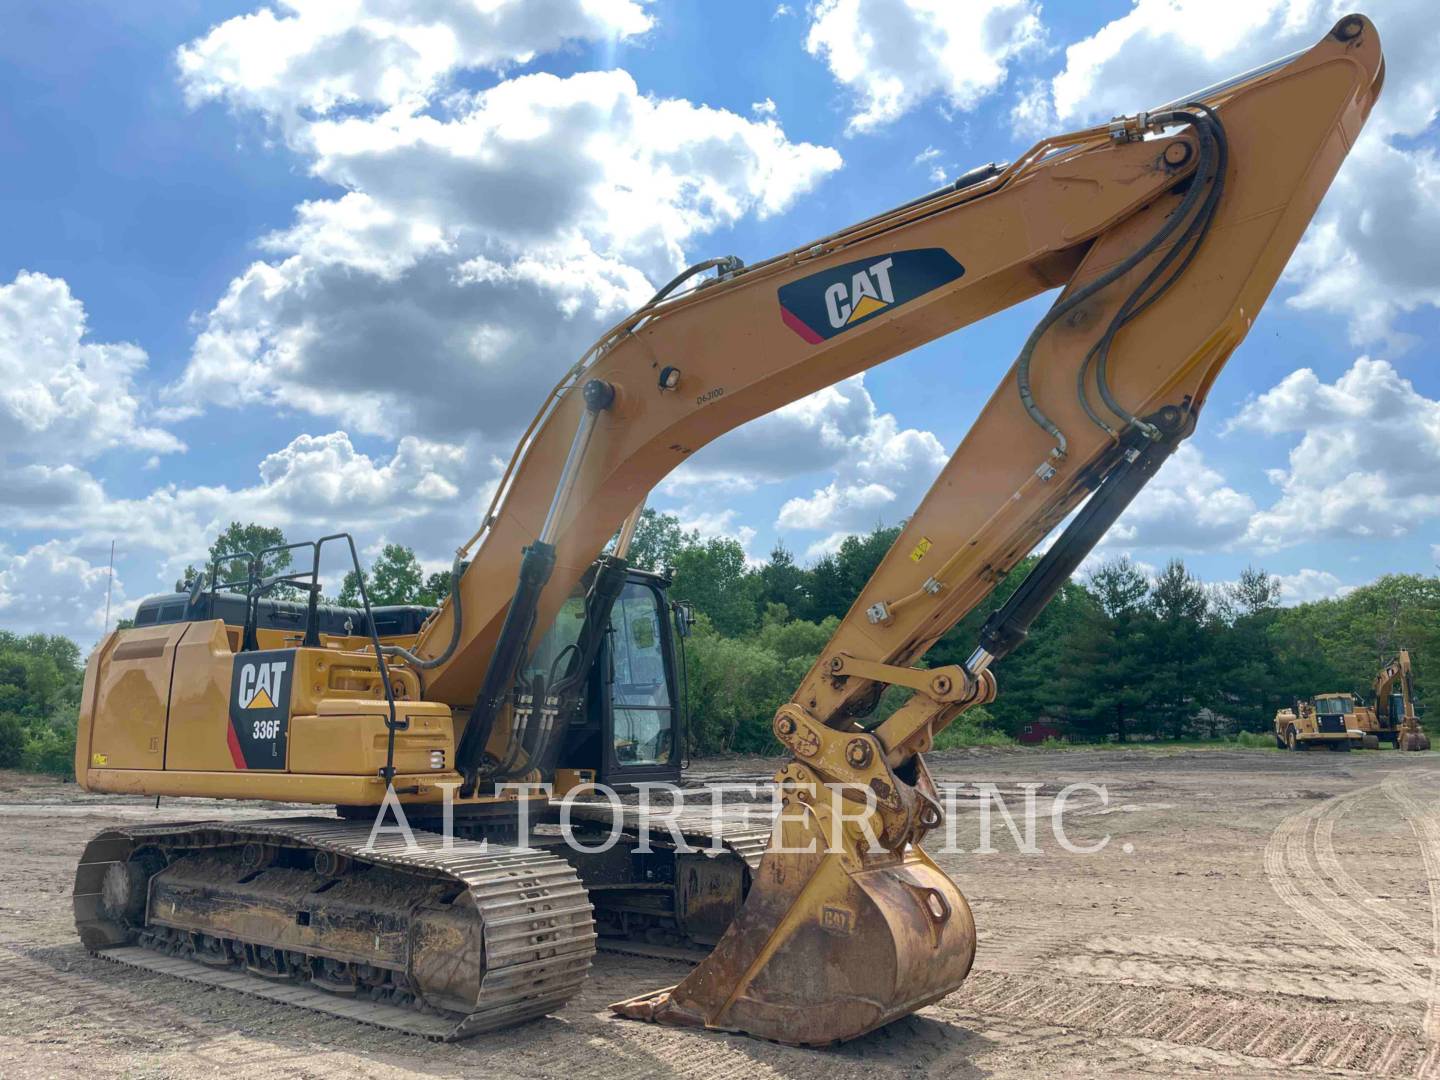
[3,746,1439,1078]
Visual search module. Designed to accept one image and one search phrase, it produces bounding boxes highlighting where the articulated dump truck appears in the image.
[74,15,1384,1046]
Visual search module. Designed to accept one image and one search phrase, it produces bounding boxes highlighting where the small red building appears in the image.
[1017,720,1064,745]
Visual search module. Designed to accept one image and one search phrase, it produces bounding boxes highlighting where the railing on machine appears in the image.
[193,534,403,785]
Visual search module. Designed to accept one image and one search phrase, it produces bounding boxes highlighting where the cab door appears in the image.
[599,579,682,786]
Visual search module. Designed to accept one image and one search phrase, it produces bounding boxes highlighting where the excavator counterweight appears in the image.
[73,13,1384,1048]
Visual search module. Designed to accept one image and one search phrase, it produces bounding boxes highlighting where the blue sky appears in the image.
[2,0,1437,643]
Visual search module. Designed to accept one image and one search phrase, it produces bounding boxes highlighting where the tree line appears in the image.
[8,516,1434,778]
[621,512,1438,752]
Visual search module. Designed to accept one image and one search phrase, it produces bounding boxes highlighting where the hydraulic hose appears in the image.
[1015,108,1222,457]
[376,553,465,670]
[1090,105,1228,433]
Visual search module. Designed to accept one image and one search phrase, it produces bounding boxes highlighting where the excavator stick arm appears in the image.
[614,15,1384,1043]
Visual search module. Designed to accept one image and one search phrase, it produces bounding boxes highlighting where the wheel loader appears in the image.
[72,15,1385,1047]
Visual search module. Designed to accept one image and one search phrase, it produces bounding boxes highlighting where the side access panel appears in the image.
[165,620,244,772]
[85,623,188,770]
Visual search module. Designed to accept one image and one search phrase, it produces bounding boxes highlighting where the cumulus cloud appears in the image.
[1275,568,1350,605]
[1231,357,1440,546]
[177,0,652,125]
[649,376,949,560]
[0,541,123,644]
[1104,443,1257,553]
[0,271,181,464]
[0,431,490,595]
[167,22,842,438]
[759,377,949,558]
[805,0,1042,133]
[1283,137,1440,351]
[1020,0,1440,347]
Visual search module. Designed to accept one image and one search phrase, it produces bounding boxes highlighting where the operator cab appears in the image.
[528,567,690,789]
[1312,693,1354,733]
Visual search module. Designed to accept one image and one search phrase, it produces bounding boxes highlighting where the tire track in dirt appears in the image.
[1314,811,1426,942]
[950,969,1430,1074]
[1053,937,1415,1003]
[1383,776,1440,1048]
[1263,770,1440,1077]
[0,944,326,1078]
[1264,782,1431,998]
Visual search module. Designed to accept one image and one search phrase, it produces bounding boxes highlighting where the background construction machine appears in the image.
[1275,651,1430,752]
[1378,649,1430,751]
[71,15,1383,1048]
[1273,697,1358,752]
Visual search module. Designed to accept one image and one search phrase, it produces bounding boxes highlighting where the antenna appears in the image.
[103,539,115,633]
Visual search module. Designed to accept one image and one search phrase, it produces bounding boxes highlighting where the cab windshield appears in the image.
[1315,697,1351,717]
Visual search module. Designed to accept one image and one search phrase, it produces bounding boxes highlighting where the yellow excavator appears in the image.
[1379,649,1430,751]
[72,15,1383,1047]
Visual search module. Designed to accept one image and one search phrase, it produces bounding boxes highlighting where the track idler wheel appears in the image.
[612,779,976,1045]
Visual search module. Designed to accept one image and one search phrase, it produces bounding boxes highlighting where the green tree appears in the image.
[0,715,25,768]
[1082,558,1157,742]
[1146,559,1216,737]
[623,509,690,572]
[1215,566,1284,732]
[756,543,810,615]
[805,525,902,621]
[420,569,453,606]
[0,632,86,776]
[206,521,298,598]
[337,544,425,606]
[670,536,760,636]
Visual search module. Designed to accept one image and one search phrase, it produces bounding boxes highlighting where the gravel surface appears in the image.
[3,746,1439,1077]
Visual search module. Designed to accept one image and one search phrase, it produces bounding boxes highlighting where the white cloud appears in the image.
[177,0,652,125]
[767,378,948,558]
[166,46,841,437]
[674,508,759,561]
[1283,137,1440,351]
[0,431,489,597]
[649,376,949,561]
[1104,443,1257,553]
[805,0,1042,133]
[1275,568,1350,605]
[0,541,123,645]
[0,271,181,464]
[1026,0,1440,347]
[1232,357,1440,546]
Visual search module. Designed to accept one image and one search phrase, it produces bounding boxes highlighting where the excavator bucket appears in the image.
[612,782,975,1045]
[1401,728,1431,752]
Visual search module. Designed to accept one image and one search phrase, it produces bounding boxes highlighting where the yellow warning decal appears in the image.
[909,536,933,562]
[91,752,108,767]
